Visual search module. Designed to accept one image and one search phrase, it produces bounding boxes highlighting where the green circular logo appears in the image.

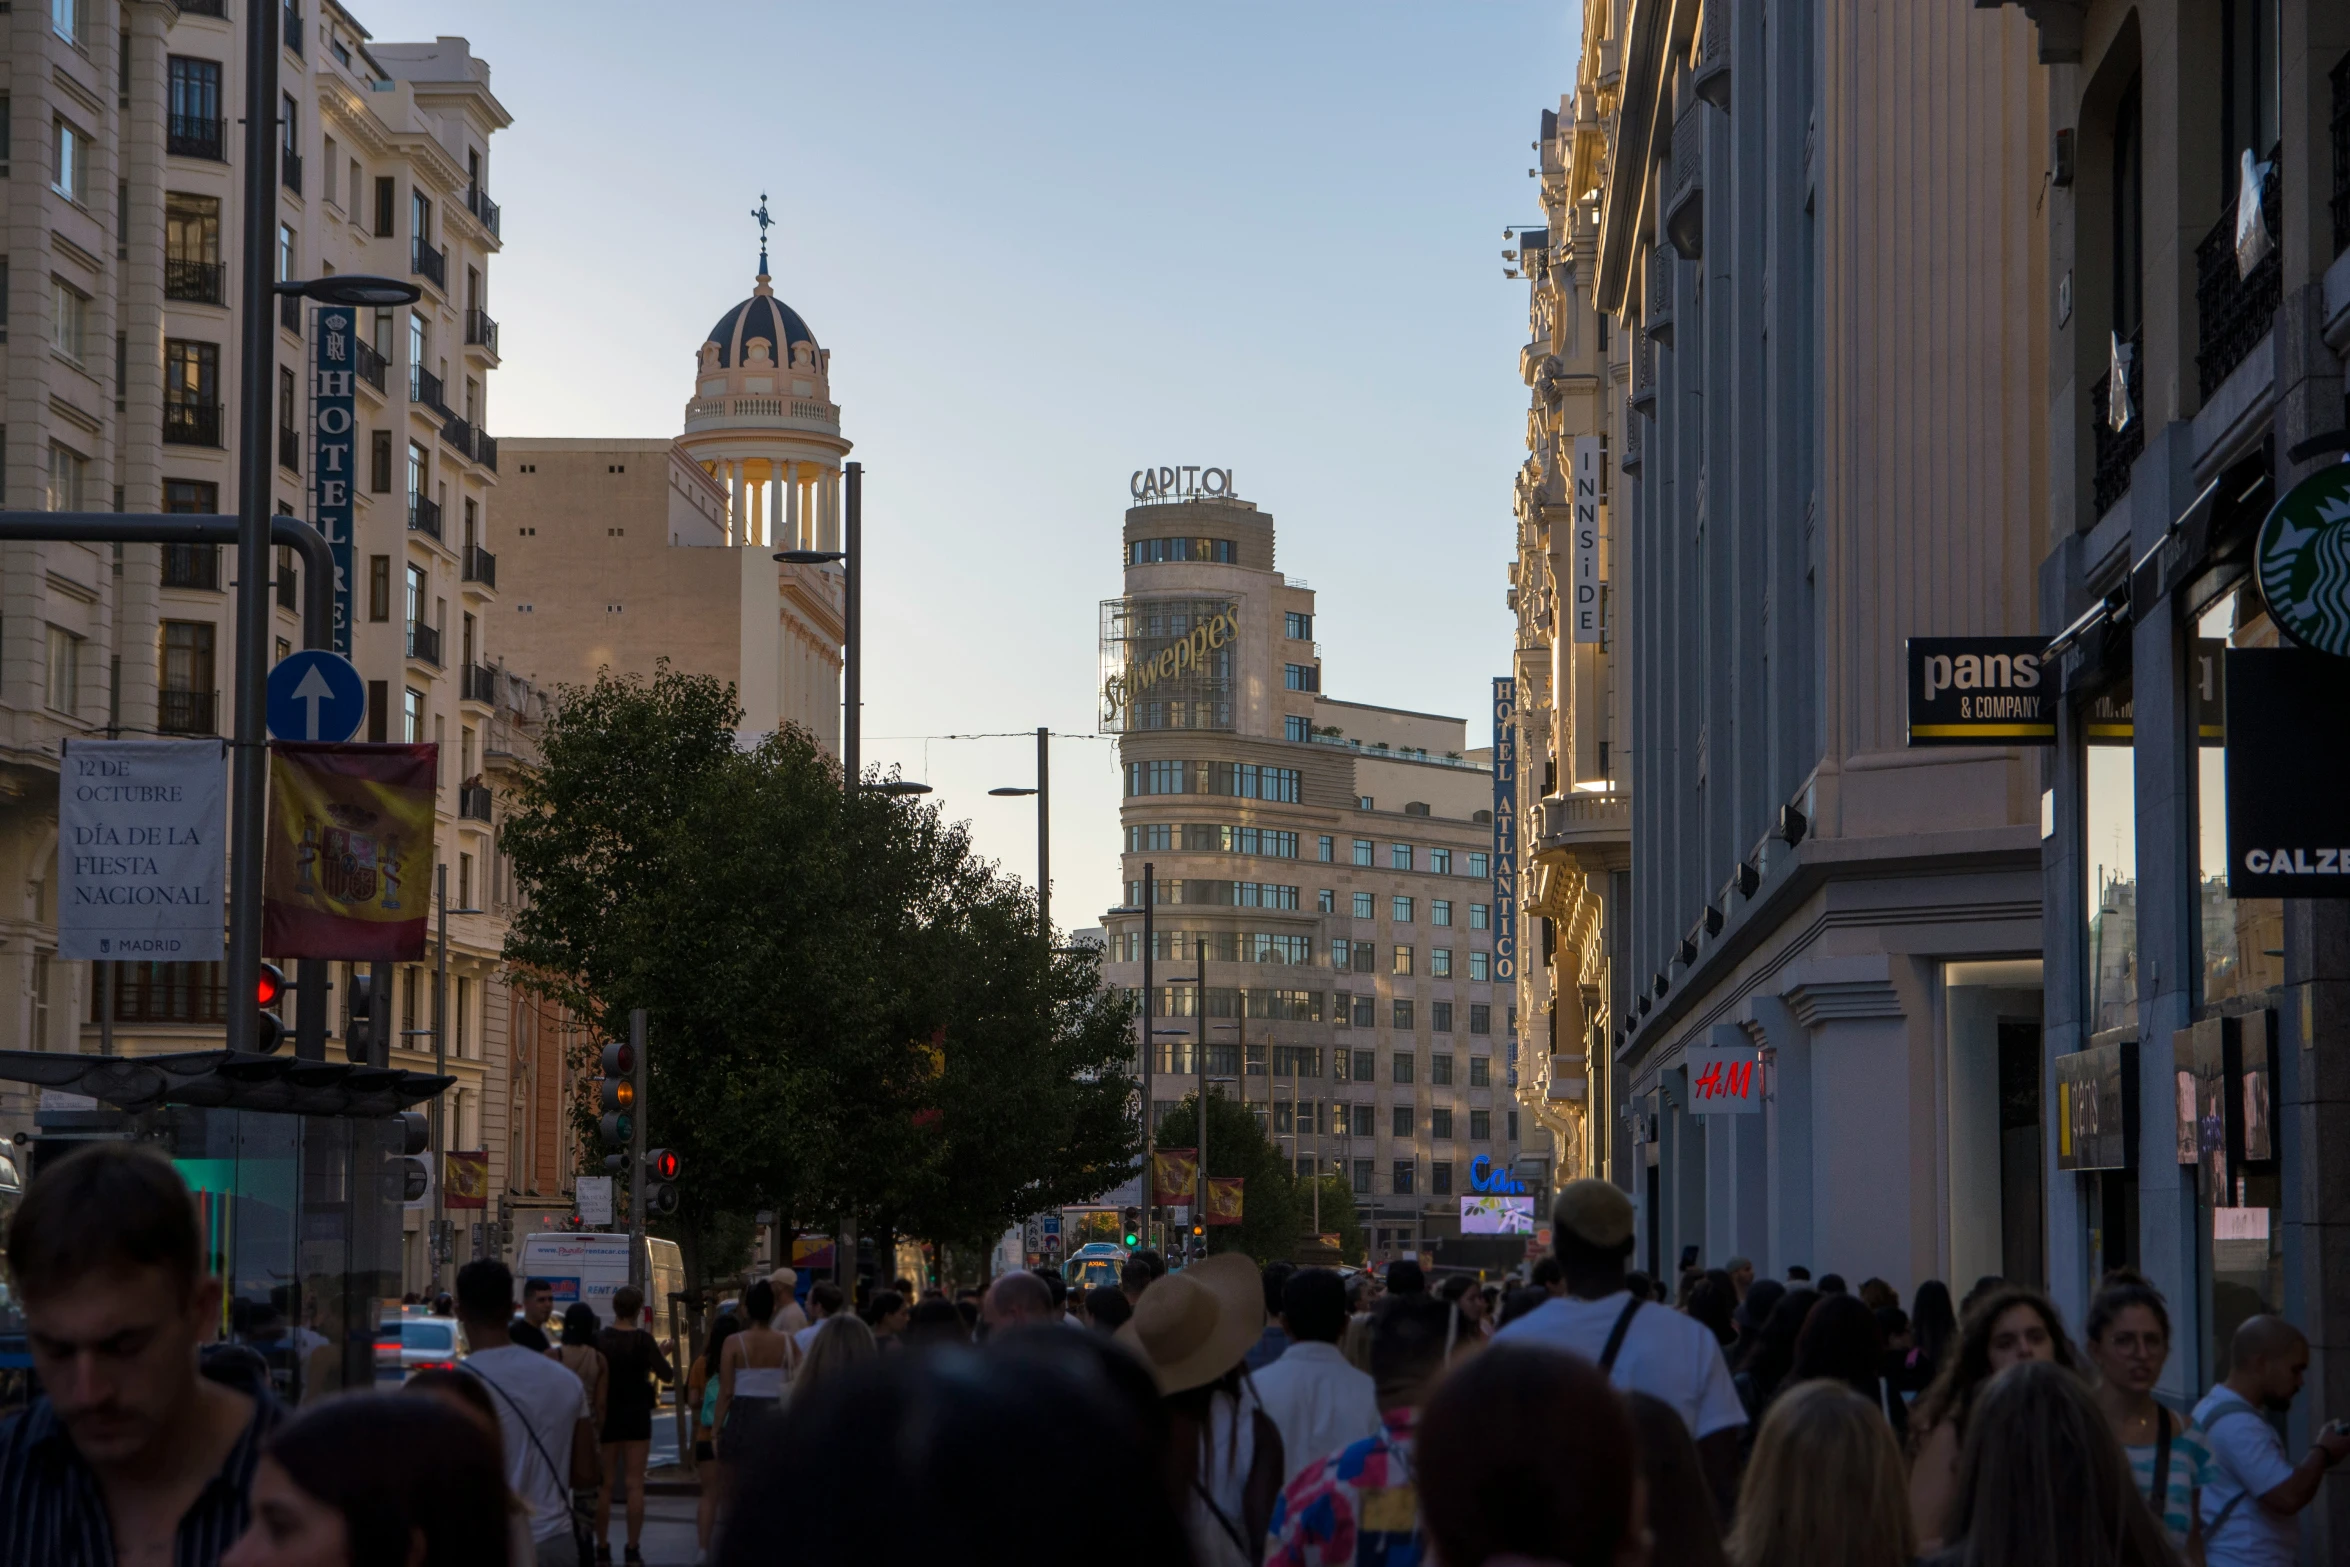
[2256,464,2350,657]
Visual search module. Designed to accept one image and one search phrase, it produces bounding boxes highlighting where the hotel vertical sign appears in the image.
[1572,437,1603,644]
[311,307,357,654]
[1492,677,1518,984]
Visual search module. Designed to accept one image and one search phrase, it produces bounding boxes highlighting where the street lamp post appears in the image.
[423,862,483,1292]
[987,725,1050,935]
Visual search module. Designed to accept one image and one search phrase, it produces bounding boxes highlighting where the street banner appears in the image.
[1492,678,1518,984]
[57,739,226,961]
[1151,1147,1198,1206]
[311,305,358,653]
[1572,436,1604,643]
[263,743,437,959]
[444,1151,489,1209]
[1204,1175,1244,1225]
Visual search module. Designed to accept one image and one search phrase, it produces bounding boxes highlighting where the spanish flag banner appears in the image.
[1204,1175,1245,1226]
[263,743,437,960]
[444,1151,490,1209]
[1151,1147,1198,1207]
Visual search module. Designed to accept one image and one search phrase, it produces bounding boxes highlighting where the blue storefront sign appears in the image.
[310,308,357,653]
[1492,677,1517,985]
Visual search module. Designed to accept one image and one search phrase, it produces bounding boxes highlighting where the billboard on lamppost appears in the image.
[1492,678,1518,986]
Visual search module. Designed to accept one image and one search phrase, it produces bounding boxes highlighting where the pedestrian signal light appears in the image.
[645,1148,681,1182]
[255,964,287,1008]
[344,968,381,1065]
[254,963,288,1054]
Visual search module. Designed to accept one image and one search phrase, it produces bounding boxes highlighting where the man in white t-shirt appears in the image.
[455,1260,591,1567]
[1253,1266,1380,1483]
[2192,1314,2350,1567]
[1492,1179,1746,1510]
[793,1281,845,1354]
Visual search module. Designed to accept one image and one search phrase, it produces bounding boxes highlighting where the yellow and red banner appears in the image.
[1151,1147,1198,1207]
[444,1151,489,1209]
[1205,1175,1244,1226]
[263,743,437,960]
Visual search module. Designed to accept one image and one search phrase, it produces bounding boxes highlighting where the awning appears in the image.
[0,1049,451,1117]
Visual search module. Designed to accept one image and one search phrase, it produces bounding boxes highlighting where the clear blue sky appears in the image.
[358,1,1579,924]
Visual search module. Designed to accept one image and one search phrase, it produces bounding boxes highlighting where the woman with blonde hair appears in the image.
[1730,1379,1915,1567]
[794,1311,879,1401]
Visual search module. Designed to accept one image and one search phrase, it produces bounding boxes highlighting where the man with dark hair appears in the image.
[454,1258,591,1567]
[520,1276,557,1333]
[1249,1261,1297,1369]
[1817,1272,1848,1295]
[0,1144,277,1567]
[1384,1258,1427,1298]
[1266,1294,1458,1565]
[1529,1255,1566,1297]
[793,1281,845,1354]
[1492,1178,1745,1511]
[1253,1268,1378,1484]
[1120,1258,1155,1303]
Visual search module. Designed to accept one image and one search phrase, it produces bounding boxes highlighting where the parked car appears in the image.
[375,1314,466,1384]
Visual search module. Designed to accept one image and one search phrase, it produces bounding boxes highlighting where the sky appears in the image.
[356,0,1579,926]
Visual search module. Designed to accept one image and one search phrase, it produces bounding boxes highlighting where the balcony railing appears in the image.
[168,114,225,161]
[279,293,301,334]
[476,432,497,472]
[164,258,226,304]
[466,184,501,239]
[465,309,499,355]
[161,543,220,591]
[406,621,442,667]
[277,426,300,473]
[158,690,219,736]
[408,496,443,539]
[2332,54,2349,257]
[2195,147,2281,400]
[458,784,493,822]
[463,545,497,590]
[281,146,302,195]
[461,663,498,704]
[440,414,477,459]
[163,400,223,447]
[411,240,446,291]
[411,365,447,413]
[282,6,303,54]
[2090,329,2143,519]
[355,338,388,392]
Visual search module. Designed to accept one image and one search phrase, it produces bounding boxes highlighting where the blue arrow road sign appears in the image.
[266,650,366,743]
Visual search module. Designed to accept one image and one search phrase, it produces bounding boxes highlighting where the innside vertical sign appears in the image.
[1573,436,1602,643]
[311,307,356,653]
[1492,677,1517,984]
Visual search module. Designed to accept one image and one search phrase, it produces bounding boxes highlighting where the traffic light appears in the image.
[382,1110,429,1203]
[344,966,381,1066]
[643,1148,681,1217]
[1121,1206,1141,1248]
[597,1042,635,1158]
[253,963,288,1053]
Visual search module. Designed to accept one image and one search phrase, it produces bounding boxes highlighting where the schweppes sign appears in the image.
[1102,604,1239,726]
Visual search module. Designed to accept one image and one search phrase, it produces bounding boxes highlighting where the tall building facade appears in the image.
[1099,484,1526,1266]
[1,4,544,1287]
[1996,0,2350,1515]
[1536,1,2053,1293]
[497,261,847,747]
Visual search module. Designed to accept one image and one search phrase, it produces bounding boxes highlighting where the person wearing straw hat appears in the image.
[1118,1252,1285,1567]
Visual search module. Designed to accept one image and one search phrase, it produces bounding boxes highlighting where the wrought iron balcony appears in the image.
[461,663,498,704]
[158,690,219,736]
[165,258,226,304]
[406,621,442,667]
[167,114,225,161]
[411,365,448,414]
[281,146,302,195]
[277,426,300,473]
[2195,147,2281,400]
[466,309,499,355]
[408,496,442,539]
[163,400,223,447]
[458,784,493,822]
[355,338,387,393]
[2090,329,2143,519]
[466,184,501,239]
[411,241,446,291]
[462,545,497,589]
[161,543,220,591]
[440,414,476,459]
[476,432,497,472]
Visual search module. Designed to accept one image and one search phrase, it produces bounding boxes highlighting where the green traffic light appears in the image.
[1123,1232,1139,1247]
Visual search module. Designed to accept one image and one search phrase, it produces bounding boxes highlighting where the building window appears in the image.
[1392,1161,1416,1196]
[1431,948,1452,978]
[1283,663,1320,692]
[52,118,88,203]
[165,193,224,301]
[1352,995,1374,1028]
[1468,951,1490,982]
[44,626,81,714]
[1432,899,1453,926]
[1351,942,1374,974]
[1393,946,1413,976]
[51,277,90,363]
[1352,1160,1373,1195]
[1392,1105,1413,1138]
[163,340,221,445]
[1432,1001,1454,1033]
[1430,848,1453,875]
[1469,1003,1492,1035]
[52,0,84,43]
[1432,1160,1454,1195]
[1393,1051,1414,1084]
[1469,903,1490,930]
[1393,999,1415,1030]
[1127,536,1237,564]
[1284,714,1310,742]
[1470,1108,1492,1141]
[374,175,396,236]
[1468,853,1489,878]
[1431,1107,1454,1140]
[1317,889,1335,914]
[401,686,426,744]
[1437,1054,1462,1087]
[1507,1110,1519,1142]
[277,221,296,286]
[1391,843,1413,871]
[1285,611,1313,641]
[370,430,393,492]
[1392,897,1414,924]
[1317,836,1334,862]
[1469,1056,1490,1087]
[1352,839,1373,866]
[1351,892,1373,919]
[368,556,391,621]
[46,442,88,512]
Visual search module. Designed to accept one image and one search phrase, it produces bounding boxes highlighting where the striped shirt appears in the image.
[2125,1404,2218,1550]
[0,1344,278,1567]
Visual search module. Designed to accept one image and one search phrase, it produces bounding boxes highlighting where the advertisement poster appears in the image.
[57,739,226,961]
[263,742,436,958]
[1461,1195,1536,1234]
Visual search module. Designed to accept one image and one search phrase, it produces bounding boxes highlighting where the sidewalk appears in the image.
[596,1491,702,1567]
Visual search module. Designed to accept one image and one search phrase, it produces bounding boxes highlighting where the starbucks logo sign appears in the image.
[2257,465,2350,657]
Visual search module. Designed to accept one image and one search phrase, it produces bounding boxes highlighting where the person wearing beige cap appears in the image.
[1117,1252,1287,1567]
[765,1267,809,1334]
[1493,1177,1746,1512]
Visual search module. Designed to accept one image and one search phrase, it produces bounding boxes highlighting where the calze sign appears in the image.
[1683,1047,1762,1113]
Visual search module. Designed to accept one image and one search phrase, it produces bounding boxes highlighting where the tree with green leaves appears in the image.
[1154,1091,1303,1266]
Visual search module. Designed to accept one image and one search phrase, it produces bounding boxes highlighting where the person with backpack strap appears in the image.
[452,1259,599,1567]
[2192,1315,2350,1567]
[2085,1272,2215,1555]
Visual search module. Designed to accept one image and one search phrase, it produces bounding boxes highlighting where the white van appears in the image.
[515,1233,685,1343]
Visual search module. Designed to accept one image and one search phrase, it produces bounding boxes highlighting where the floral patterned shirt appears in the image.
[1265,1405,1423,1567]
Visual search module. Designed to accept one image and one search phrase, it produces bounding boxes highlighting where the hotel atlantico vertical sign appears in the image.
[1492,678,1518,984]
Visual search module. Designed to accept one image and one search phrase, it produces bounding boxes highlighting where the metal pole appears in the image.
[431,864,448,1290]
[1141,861,1154,1254]
[98,963,113,1058]
[630,1007,647,1291]
[226,0,282,1058]
[1036,726,1050,936]
[843,464,860,793]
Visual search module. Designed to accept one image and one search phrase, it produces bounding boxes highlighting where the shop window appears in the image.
[2084,679,2137,1035]
[2194,588,2284,1006]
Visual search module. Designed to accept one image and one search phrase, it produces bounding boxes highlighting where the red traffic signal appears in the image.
[645,1148,681,1181]
[256,963,287,1009]
[601,1041,634,1076]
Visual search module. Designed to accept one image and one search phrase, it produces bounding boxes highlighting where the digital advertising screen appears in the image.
[1460,1195,1536,1234]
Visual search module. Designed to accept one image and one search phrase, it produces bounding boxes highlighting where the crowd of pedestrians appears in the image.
[6,1146,2350,1567]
